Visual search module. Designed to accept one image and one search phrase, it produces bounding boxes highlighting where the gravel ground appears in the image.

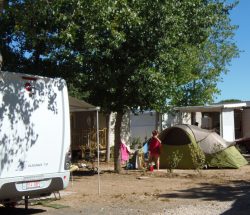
[1,163,250,214]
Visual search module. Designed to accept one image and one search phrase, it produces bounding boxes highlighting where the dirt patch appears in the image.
[11,162,250,214]
[51,163,250,214]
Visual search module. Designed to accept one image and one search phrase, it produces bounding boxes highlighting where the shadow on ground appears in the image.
[0,207,46,214]
[159,180,250,214]
[71,170,97,177]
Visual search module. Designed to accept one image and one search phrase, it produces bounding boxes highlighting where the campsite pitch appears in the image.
[4,162,250,215]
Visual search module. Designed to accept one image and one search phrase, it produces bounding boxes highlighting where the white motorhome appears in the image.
[0,71,71,208]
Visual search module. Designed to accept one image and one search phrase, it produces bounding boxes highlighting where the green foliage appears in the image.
[189,143,206,172]
[217,99,242,104]
[0,0,240,111]
[130,137,142,150]
[167,150,183,173]
[0,0,240,172]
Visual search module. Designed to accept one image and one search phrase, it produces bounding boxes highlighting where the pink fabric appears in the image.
[120,142,130,164]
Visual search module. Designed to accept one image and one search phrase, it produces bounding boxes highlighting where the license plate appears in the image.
[23,181,41,190]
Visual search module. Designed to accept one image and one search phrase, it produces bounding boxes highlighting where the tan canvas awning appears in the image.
[69,96,99,112]
[68,96,101,194]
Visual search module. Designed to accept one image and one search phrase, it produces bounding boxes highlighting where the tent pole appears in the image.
[96,108,100,195]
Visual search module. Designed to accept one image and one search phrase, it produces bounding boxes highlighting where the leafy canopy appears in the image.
[0,0,239,113]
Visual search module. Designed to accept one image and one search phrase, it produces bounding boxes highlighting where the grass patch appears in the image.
[34,200,70,209]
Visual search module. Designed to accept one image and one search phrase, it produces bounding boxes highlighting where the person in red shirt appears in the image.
[149,130,161,170]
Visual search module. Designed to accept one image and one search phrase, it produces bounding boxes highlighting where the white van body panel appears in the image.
[0,71,70,202]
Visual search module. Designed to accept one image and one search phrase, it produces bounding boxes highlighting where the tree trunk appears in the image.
[155,111,159,131]
[114,111,123,173]
[105,114,111,162]
[0,52,2,71]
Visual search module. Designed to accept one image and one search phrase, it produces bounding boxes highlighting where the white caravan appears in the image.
[0,71,71,207]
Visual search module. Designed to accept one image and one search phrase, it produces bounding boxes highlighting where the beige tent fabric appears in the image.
[178,125,235,154]
[160,124,235,155]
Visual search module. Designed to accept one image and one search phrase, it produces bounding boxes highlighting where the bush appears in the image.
[167,150,183,173]
[189,144,205,172]
[130,137,142,150]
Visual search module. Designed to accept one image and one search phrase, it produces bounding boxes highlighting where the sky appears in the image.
[215,0,250,102]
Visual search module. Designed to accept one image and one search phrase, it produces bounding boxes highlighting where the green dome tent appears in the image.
[159,124,248,169]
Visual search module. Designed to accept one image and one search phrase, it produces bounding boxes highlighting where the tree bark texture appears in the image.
[105,114,111,162]
[114,112,123,173]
